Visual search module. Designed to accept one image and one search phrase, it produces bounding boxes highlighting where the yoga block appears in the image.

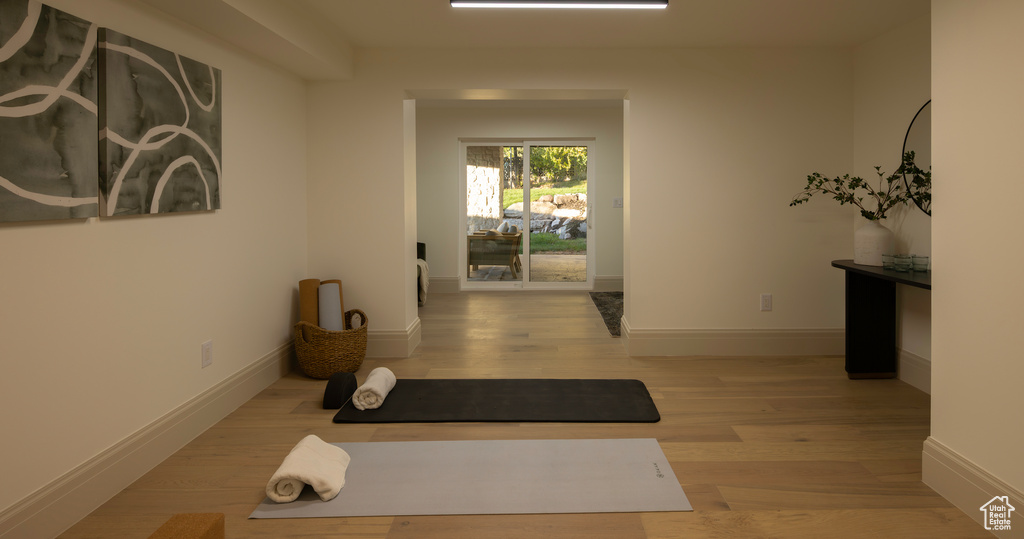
[148,513,224,539]
[323,371,358,409]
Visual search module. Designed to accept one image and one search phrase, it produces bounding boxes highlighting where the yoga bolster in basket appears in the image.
[321,279,344,318]
[323,372,358,409]
[318,282,344,331]
[298,279,320,326]
[293,309,368,379]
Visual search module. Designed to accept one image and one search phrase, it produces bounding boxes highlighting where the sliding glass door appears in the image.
[461,140,592,289]
[525,143,589,284]
[464,143,523,284]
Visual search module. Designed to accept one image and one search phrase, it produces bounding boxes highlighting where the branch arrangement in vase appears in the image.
[790,152,931,220]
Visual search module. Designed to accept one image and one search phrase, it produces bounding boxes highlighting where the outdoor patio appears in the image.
[469,254,586,282]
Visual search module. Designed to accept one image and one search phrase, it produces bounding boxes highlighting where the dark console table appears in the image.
[831,260,931,379]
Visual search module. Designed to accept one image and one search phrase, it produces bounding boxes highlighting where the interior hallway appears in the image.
[60,291,985,538]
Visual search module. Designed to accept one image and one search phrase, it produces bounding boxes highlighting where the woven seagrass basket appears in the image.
[293,309,367,379]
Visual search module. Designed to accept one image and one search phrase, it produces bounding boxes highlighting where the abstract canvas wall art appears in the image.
[0,0,99,223]
[98,28,221,216]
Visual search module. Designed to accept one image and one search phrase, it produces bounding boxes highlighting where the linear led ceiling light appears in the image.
[452,0,668,9]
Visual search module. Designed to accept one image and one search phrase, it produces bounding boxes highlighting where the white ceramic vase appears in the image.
[853,220,894,266]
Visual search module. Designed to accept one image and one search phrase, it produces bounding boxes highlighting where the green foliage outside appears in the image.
[528,232,586,253]
[529,146,588,184]
[503,178,587,209]
[503,146,587,188]
[500,146,589,253]
[504,179,588,254]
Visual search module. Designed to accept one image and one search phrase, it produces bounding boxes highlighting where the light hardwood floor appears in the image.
[60,291,987,538]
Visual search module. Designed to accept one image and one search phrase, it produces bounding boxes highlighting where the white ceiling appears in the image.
[294,0,929,49]
[136,0,930,80]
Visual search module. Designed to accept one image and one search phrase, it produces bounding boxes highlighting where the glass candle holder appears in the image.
[893,255,912,272]
[882,254,895,270]
[912,255,929,272]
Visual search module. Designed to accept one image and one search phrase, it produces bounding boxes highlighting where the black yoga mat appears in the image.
[332,378,660,423]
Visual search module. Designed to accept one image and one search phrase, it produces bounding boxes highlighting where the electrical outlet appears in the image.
[201,340,213,368]
[613,197,623,208]
[760,293,773,312]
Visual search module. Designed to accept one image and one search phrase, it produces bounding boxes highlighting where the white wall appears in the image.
[929,0,1024,499]
[0,0,307,522]
[307,47,855,349]
[306,71,412,344]
[853,15,932,388]
[415,105,624,282]
[624,49,854,332]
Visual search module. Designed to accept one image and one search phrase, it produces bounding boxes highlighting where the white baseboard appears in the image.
[621,319,844,357]
[367,318,421,358]
[592,275,623,291]
[898,349,931,394]
[0,343,292,539]
[923,437,1023,537]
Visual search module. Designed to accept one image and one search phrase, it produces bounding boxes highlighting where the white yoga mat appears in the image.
[249,438,691,519]
[317,282,343,331]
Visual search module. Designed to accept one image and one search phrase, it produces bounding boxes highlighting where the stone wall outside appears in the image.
[466,146,503,234]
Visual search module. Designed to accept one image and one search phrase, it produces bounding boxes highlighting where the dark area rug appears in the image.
[333,378,659,423]
[589,291,623,337]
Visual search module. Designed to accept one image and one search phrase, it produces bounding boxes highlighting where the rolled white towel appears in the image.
[352,367,397,410]
[416,259,429,306]
[266,434,351,503]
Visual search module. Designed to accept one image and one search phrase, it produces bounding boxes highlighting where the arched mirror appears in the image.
[902,100,931,215]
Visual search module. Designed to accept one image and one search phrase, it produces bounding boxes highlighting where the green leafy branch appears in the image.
[790,152,930,221]
[903,154,931,214]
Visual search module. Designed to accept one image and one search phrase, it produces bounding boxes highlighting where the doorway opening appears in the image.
[461,140,593,290]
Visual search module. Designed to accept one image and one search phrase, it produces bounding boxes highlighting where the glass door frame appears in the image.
[459,139,594,291]
[521,140,594,290]
[459,140,522,290]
